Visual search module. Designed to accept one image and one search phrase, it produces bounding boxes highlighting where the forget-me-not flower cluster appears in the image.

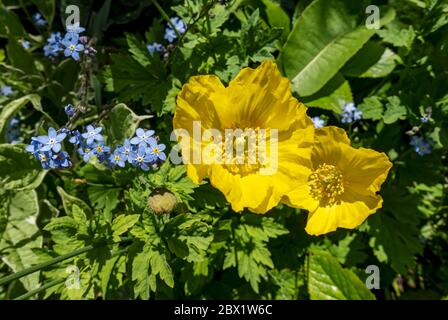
[311,116,325,129]
[146,16,187,57]
[32,13,47,27]
[26,127,71,169]
[43,25,95,61]
[6,117,21,144]
[340,102,363,124]
[1,85,13,97]
[70,125,166,170]
[410,136,432,156]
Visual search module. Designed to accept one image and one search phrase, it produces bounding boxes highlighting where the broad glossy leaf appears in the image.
[260,0,290,39]
[342,42,398,78]
[278,1,395,96]
[0,7,26,38]
[303,73,353,113]
[0,95,47,143]
[0,144,46,190]
[103,103,152,145]
[57,186,92,217]
[308,250,375,300]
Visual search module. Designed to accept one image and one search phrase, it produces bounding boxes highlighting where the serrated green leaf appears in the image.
[367,189,423,273]
[111,214,140,240]
[383,96,407,124]
[358,96,384,120]
[132,246,152,299]
[43,216,77,231]
[0,190,42,291]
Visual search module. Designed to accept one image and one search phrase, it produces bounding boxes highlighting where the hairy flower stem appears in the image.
[64,54,92,130]
[0,245,94,287]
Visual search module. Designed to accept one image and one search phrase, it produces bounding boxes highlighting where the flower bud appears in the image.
[147,189,178,215]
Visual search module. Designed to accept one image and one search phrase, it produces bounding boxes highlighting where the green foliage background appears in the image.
[0,0,447,300]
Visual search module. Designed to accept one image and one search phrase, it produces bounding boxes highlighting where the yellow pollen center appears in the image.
[114,155,120,161]
[69,44,76,51]
[222,128,270,175]
[308,163,344,206]
[153,148,159,154]
[96,146,103,152]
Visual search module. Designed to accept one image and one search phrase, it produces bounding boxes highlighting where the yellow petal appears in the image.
[339,144,393,194]
[226,60,305,131]
[311,126,350,167]
[174,75,227,131]
[305,190,383,236]
[282,182,319,212]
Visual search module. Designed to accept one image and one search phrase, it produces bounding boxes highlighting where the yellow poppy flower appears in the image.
[283,126,392,235]
[173,60,314,213]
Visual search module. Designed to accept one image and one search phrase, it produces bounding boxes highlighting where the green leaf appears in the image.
[383,96,407,124]
[71,205,88,235]
[57,186,92,217]
[279,1,395,96]
[111,214,140,240]
[303,73,353,113]
[99,255,120,299]
[358,96,384,121]
[6,38,37,75]
[278,0,377,96]
[91,0,111,35]
[88,186,120,221]
[30,0,55,26]
[367,189,423,274]
[342,42,399,78]
[149,250,174,288]
[0,95,48,143]
[0,144,46,190]
[131,245,153,299]
[0,190,42,291]
[43,216,77,231]
[308,250,375,300]
[260,0,290,39]
[103,103,152,144]
[377,25,415,49]
[0,6,26,38]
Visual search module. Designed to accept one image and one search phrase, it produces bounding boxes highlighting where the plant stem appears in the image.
[150,0,182,39]
[0,245,94,287]
[14,278,65,300]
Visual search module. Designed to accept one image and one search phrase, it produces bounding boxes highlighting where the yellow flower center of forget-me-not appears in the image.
[69,44,76,52]
[308,163,344,207]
